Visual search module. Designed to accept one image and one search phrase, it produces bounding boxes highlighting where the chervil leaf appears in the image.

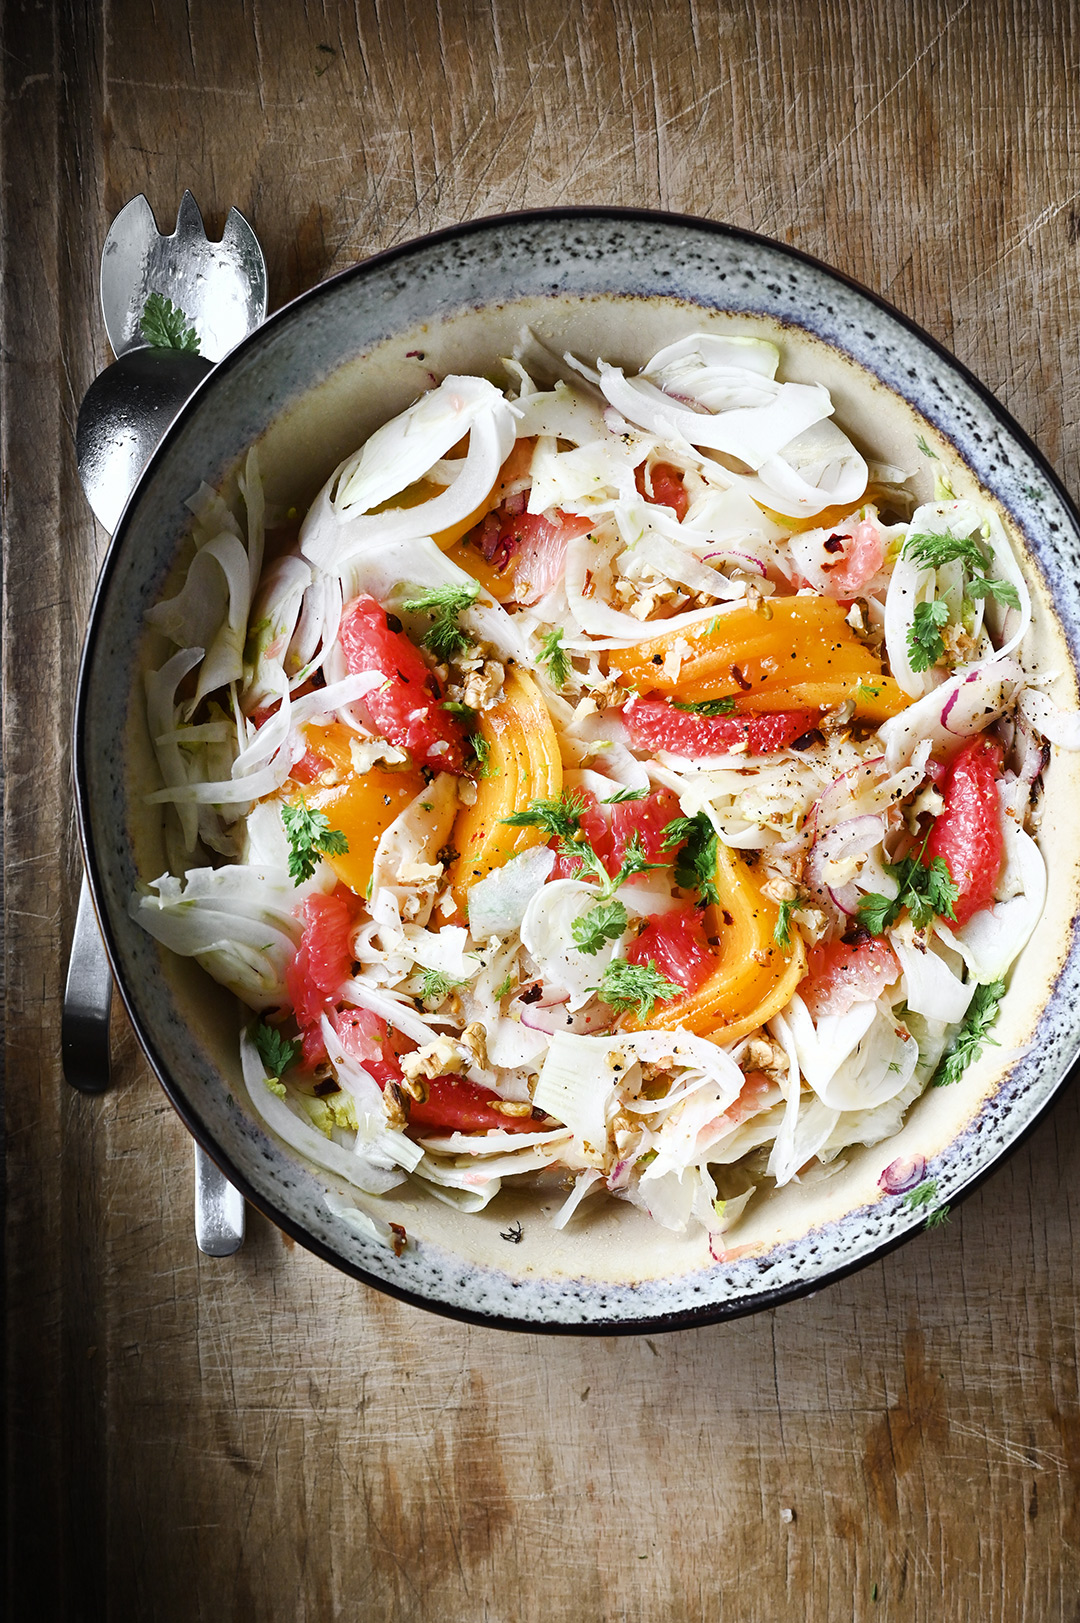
[924,1203,952,1228]
[590,958,683,1019]
[502,789,586,840]
[906,599,950,673]
[494,972,514,1000]
[140,292,200,353]
[855,840,958,936]
[572,897,628,956]
[915,435,938,460]
[538,627,572,688]
[907,855,958,928]
[402,581,479,661]
[280,797,350,885]
[252,1021,300,1081]
[661,812,720,907]
[671,696,737,716]
[966,574,1021,610]
[855,890,899,936]
[932,978,1005,1087]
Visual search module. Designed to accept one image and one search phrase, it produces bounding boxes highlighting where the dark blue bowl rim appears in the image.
[72,204,1080,1335]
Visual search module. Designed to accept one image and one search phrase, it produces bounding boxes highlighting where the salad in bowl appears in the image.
[129,324,1078,1256]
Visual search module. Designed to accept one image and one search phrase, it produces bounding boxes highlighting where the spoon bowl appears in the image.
[76,349,213,533]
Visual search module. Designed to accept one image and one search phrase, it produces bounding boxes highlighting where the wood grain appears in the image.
[5,0,1080,1617]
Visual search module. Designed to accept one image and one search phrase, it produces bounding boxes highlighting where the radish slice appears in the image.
[878,659,1023,769]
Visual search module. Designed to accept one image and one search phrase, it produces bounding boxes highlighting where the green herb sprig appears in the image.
[538,627,572,688]
[671,697,737,717]
[281,797,349,885]
[140,292,200,353]
[661,812,720,907]
[417,968,465,1005]
[902,531,1021,664]
[470,732,498,778]
[253,1021,300,1083]
[572,897,629,956]
[773,898,797,949]
[402,582,479,661]
[906,599,951,673]
[502,789,587,841]
[901,1177,951,1228]
[590,958,683,1020]
[855,832,958,936]
[932,979,1005,1087]
[601,787,650,804]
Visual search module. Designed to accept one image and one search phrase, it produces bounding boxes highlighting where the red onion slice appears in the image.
[699,548,768,576]
[879,1154,926,1194]
[518,999,610,1036]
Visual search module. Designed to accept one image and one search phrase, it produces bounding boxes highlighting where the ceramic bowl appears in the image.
[76,209,1080,1333]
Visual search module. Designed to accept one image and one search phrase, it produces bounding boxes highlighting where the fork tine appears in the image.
[173,189,208,243]
[222,208,269,325]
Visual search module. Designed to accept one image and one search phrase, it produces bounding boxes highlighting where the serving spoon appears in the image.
[67,191,268,1254]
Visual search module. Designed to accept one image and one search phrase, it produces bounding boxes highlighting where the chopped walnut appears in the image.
[460,1022,488,1070]
[581,671,623,710]
[462,660,505,712]
[793,905,828,944]
[761,875,801,905]
[628,592,656,621]
[743,1036,789,1078]
[493,1100,533,1118]
[383,1082,409,1132]
[942,623,978,664]
[401,1034,465,1083]
[820,699,856,737]
[349,738,409,775]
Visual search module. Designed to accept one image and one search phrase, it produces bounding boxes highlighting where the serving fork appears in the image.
[67,191,268,1255]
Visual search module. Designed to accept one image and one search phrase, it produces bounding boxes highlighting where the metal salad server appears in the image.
[67,191,268,1255]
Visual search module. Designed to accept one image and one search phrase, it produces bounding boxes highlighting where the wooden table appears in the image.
[5,1,1080,1616]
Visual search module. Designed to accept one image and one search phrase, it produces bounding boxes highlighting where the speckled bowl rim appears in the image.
[74,206,1080,1334]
